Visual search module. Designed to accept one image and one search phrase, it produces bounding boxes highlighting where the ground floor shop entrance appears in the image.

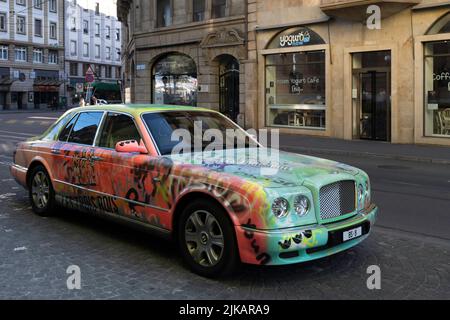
[353,51,391,142]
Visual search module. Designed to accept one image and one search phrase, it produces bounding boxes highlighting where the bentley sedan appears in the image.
[11,104,378,277]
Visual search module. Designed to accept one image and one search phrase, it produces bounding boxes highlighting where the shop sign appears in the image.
[268,27,325,49]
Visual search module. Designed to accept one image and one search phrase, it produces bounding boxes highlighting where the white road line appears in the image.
[28,116,58,120]
[0,134,30,141]
[0,130,35,137]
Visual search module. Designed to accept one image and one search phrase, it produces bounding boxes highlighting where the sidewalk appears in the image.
[278,134,450,165]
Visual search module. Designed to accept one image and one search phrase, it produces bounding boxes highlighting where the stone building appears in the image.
[0,0,64,110]
[118,0,450,146]
[117,0,252,127]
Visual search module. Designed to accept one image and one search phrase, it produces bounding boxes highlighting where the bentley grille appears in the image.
[319,180,356,220]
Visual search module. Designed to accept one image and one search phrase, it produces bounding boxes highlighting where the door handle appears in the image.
[51,149,60,155]
[91,156,103,162]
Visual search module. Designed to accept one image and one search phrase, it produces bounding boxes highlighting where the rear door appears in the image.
[53,111,105,211]
[93,112,169,229]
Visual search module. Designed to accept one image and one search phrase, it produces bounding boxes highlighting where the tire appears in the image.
[28,165,56,217]
[178,199,239,278]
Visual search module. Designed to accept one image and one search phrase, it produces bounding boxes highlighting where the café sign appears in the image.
[268,27,325,49]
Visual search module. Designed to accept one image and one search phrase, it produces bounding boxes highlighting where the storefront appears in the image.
[258,25,330,136]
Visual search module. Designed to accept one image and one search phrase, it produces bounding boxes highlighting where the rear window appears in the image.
[67,112,104,145]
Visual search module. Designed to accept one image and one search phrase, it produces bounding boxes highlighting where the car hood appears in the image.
[167,148,360,189]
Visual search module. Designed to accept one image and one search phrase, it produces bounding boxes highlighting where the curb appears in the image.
[280,145,450,166]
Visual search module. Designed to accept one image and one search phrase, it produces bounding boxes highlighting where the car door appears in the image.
[92,112,170,230]
[52,111,105,211]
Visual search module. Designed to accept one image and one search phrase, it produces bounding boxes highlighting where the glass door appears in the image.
[359,71,390,141]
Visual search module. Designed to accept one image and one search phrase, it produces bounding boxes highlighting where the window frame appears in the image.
[59,111,106,147]
[14,46,27,62]
[34,18,43,37]
[0,12,7,32]
[33,48,43,63]
[95,111,143,150]
[16,15,26,35]
[49,22,57,39]
[49,0,57,13]
[0,45,8,60]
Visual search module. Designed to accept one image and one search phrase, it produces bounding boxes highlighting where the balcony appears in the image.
[320,0,421,22]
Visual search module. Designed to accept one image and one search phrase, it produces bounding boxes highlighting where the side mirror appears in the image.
[115,140,148,154]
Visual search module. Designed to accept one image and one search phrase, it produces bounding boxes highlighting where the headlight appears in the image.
[272,197,289,218]
[365,180,371,207]
[357,184,364,209]
[293,195,310,217]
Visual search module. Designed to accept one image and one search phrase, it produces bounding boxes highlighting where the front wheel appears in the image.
[29,165,56,216]
[178,199,239,278]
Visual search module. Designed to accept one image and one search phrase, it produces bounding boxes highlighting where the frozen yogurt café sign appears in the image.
[268,27,325,49]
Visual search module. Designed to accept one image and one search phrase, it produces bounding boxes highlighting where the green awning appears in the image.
[92,82,120,92]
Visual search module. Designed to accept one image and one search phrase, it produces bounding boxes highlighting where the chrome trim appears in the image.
[53,179,170,213]
[55,195,171,236]
[240,204,377,235]
[92,111,107,146]
[11,163,28,173]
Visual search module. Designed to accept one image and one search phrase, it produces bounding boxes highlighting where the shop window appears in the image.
[424,41,450,137]
[152,53,197,106]
[265,51,326,129]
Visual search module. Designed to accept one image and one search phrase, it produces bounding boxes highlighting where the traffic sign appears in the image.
[85,66,95,83]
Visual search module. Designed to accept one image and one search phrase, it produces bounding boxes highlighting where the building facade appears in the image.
[118,0,450,146]
[0,0,64,110]
[65,0,122,106]
[117,0,251,127]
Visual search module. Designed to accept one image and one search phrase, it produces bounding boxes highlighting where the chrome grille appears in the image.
[319,180,356,220]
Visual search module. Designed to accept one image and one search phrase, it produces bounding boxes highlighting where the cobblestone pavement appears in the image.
[0,172,449,300]
[1,112,449,300]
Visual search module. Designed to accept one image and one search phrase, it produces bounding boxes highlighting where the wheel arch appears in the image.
[26,157,55,188]
[171,191,237,241]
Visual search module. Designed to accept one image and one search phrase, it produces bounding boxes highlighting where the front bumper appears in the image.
[10,164,28,189]
[235,204,378,266]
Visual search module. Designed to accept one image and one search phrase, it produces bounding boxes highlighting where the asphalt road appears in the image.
[0,111,449,300]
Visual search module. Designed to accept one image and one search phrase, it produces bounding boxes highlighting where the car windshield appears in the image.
[142,111,255,155]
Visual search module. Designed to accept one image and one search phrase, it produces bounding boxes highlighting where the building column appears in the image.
[244,0,258,130]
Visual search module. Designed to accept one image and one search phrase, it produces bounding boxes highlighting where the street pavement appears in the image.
[0,111,449,300]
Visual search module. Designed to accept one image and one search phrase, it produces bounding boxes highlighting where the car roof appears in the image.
[67,104,215,117]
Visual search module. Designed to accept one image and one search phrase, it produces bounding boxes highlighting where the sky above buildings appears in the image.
[76,0,118,17]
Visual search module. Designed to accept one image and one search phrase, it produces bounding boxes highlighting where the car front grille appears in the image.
[319,180,356,220]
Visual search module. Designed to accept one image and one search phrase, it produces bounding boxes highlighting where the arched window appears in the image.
[427,12,450,35]
[265,27,327,130]
[152,53,197,106]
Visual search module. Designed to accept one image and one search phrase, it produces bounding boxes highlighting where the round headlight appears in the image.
[294,195,310,217]
[357,184,364,207]
[365,180,371,206]
[272,198,289,219]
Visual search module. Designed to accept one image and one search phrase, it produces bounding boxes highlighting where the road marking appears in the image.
[13,246,27,252]
[28,116,58,120]
[0,130,35,137]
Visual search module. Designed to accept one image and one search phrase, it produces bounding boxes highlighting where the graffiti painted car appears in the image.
[11,104,378,277]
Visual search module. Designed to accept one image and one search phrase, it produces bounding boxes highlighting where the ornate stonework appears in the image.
[200,28,245,48]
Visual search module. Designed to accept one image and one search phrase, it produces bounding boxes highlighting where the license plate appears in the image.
[343,227,362,242]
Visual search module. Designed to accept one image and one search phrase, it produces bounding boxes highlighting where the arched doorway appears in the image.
[152,53,197,106]
[218,55,240,122]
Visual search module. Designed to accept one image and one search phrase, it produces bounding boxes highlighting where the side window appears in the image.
[67,112,104,145]
[58,114,79,142]
[98,113,141,149]
[42,113,75,141]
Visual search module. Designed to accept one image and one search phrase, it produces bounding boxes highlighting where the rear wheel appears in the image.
[29,165,56,216]
[178,199,239,278]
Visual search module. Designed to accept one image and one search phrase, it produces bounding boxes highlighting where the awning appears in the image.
[92,82,120,92]
[320,0,420,22]
[33,79,63,87]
